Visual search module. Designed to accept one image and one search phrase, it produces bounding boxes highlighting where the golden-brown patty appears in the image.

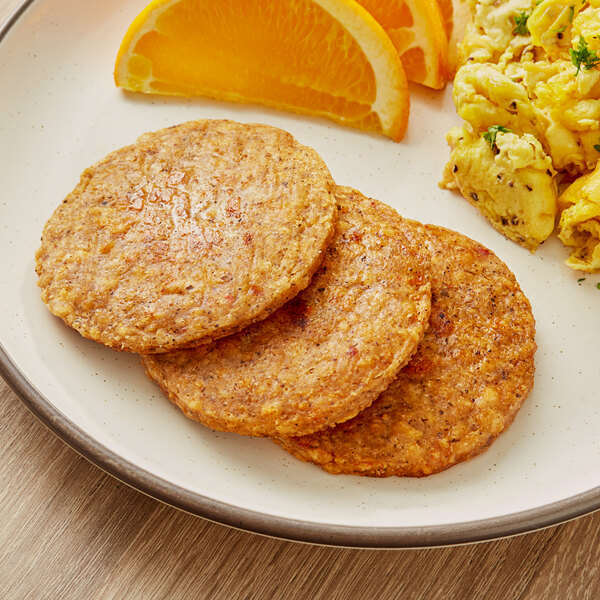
[142,187,432,437]
[276,225,537,476]
[35,119,336,353]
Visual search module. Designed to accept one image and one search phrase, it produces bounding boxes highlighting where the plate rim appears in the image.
[3,341,600,548]
[2,0,600,549]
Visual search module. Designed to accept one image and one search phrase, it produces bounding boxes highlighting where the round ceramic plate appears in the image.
[1,0,599,549]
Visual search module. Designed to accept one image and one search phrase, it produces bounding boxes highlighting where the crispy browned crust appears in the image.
[142,187,432,437]
[35,120,336,353]
[276,225,537,476]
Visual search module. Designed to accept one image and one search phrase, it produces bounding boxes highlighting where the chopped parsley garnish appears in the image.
[597,282,600,290]
[482,125,512,150]
[568,5,575,24]
[570,36,600,75]
[578,278,586,282]
[513,12,530,35]
[594,139,600,152]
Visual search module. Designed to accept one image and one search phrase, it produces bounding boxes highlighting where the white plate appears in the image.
[1,0,599,548]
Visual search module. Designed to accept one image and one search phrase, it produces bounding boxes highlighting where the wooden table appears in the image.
[2,2,600,598]
[4,382,600,600]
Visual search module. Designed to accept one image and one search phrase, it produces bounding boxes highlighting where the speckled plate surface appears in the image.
[1,0,599,548]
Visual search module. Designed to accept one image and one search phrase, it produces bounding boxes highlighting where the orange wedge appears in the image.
[114,0,410,141]
[354,0,449,89]
[435,0,472,77]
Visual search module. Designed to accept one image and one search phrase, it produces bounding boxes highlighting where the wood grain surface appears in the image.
[2,2,600,598]
[2,378,600,599]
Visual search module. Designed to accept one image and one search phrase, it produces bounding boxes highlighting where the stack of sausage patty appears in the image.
[36,119,536,477]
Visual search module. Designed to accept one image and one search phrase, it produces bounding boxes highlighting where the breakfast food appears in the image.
[441,0,600,268]
[355,0,450,89]
[276,225,536,477]
[114,0,410,141]
[443,126,556,251]
[558,161,600,272]
[35,119,336,353]
[36,107,537,475]
[142,187,432,437]
[436,0,472,76]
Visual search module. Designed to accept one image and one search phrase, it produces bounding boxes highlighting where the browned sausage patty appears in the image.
[142,187,432,437]
[35,120,336,353]
[276,225,537,476]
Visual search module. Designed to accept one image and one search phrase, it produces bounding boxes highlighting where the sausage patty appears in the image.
[142,187,432,437]
[36,119,337,353]
[276,225,536,476]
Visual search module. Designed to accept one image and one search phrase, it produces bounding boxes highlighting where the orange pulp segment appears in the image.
[435,0,472,76]
[114,0,410,141]
[355,0,449,89]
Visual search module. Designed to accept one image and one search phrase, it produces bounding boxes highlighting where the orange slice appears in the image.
[436,0,472,77]
[354,0,449,89]
[114,0,410,141]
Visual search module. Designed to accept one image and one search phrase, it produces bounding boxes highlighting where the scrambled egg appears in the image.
[443,126,557,249]
[558,161,600,271]
[441,0,600,267]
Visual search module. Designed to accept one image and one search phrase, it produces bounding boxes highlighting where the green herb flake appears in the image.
[513,11,530,35]
[568,5,575,24]
[594,140,600,152]
[482,125,512,150]
[570,36,600,75]
[597,282,600,290]
[578,278,586,282]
